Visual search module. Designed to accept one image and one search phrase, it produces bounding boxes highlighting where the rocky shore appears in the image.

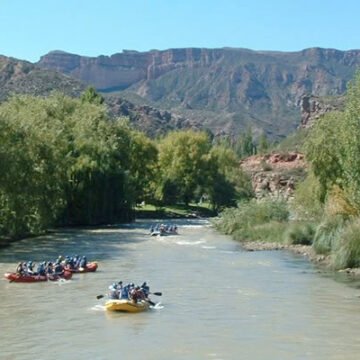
[240,241,360,276]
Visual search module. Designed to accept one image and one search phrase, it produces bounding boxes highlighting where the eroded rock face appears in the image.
[37,47,360,139]
[240,152,307,199]
[38,49,224,91]
[300,94,345,128]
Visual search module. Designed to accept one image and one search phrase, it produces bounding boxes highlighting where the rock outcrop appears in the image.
[300,94,345,128]
[106,96,198,137]
[240,152,307,199]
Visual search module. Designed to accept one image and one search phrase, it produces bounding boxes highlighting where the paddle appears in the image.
[96,291,162,300]
[146,299,156,306]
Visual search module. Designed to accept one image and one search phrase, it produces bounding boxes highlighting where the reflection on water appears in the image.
[1,219,360,360]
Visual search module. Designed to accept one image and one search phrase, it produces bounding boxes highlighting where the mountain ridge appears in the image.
[37,46,360,139]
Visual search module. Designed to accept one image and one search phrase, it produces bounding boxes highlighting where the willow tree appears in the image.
[0,95,70,236]
[0,92,158,238]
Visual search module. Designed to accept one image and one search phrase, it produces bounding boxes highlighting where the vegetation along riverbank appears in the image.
[2,67,360,280]
[213,72,360,276]
[0,88,251,243]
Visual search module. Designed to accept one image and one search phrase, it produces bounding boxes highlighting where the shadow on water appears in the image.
[0,218,208,264]
[0,226,147,264]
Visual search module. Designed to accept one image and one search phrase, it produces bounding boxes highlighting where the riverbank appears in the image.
[135,203,216,219]
[240,241,360,277]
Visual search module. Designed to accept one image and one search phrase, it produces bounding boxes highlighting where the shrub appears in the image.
[213,198,289,242]
[333,219,360,269]
[284,222,316,245]
[234,221,288,243]
[313,215,346,255]
[291,171,324,221]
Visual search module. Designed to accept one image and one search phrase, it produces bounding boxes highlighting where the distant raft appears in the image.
[105,299,150,313]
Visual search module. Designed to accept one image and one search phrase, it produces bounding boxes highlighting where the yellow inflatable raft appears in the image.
[105,299,150,313]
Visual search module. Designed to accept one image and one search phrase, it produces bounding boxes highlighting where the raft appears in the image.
[105,299,150,313]
[66,262,98,273]
[4,271,72,282]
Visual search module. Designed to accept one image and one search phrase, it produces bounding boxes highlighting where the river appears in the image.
[1,219,360,360]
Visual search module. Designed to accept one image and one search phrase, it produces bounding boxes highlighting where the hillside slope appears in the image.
[0,55,190,137]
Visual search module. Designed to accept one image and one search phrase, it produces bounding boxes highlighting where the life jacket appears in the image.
[54,264,63,274]
[109,288,119,299]
[121,287,129,299]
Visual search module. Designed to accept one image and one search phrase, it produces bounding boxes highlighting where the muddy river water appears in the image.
[1,219,360,359]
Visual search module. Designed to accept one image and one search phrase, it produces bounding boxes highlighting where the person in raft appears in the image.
[130,286,146,303]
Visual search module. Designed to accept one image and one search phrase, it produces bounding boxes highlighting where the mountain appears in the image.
[37,47,360,139]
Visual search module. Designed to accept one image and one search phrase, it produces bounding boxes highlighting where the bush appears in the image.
[234,221,288,243]
[213,198,289,242]
[283,222,316,245]
[313,215,346,255]
[291,171,324,221]
[333,219,360,269]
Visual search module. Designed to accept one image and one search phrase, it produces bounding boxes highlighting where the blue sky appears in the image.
[0,0,359,62]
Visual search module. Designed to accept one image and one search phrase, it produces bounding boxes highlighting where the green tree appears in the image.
[0,92,155,237]
[235,127,256,158]
[156,130,211,205]
[304,71,360,213]
[205,145,253,210]
[305,111,344,203]
[0,95,70,236]
[80,86,104,105]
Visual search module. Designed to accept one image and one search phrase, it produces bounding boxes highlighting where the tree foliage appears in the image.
[0,91,158,238]
[0,90,255,240]
[156,130,252,210]
[304,71,360,213]
[234,127,256,158]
